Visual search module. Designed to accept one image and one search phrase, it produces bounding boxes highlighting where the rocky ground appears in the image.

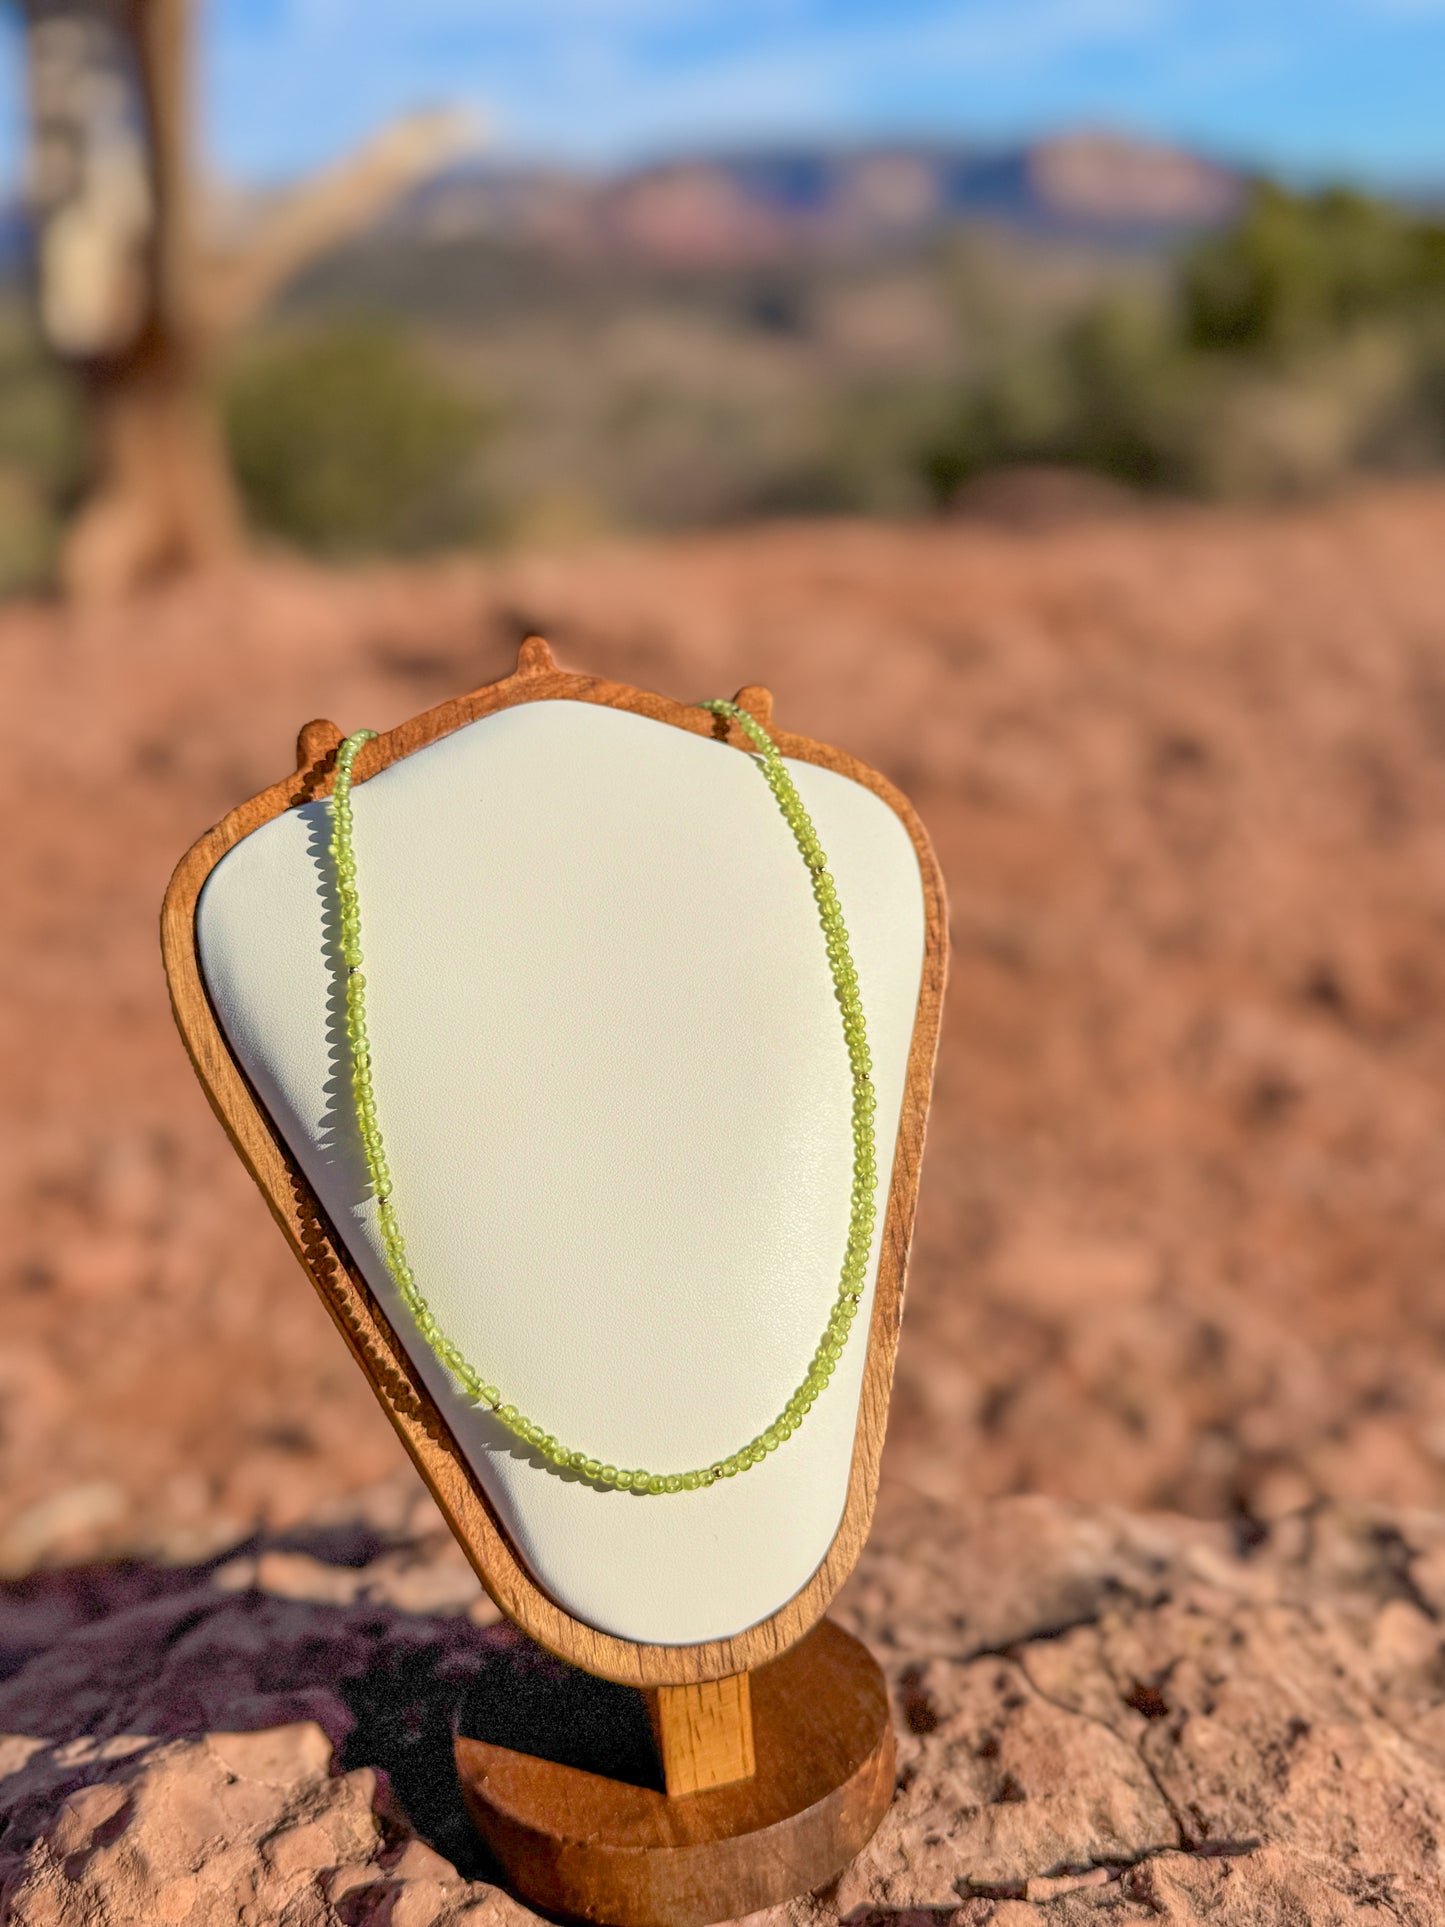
[3,1474,1445,1924]
[6,483,1445,1918]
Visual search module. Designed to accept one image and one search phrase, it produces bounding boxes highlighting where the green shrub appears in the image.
[224,322,490,555]
[921,183,1445,504]
[1182,184,1444,357]
[0,312,82,593]
[920,292,1196,500]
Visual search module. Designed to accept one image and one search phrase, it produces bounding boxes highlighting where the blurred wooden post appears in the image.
[84,0,241,598]
[20,0,478,600]
[20,0,236,596]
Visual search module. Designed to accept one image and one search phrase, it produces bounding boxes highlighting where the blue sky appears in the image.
[4,0,1445,189]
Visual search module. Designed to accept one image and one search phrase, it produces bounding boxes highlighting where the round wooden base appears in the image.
[454,1619,896,1927]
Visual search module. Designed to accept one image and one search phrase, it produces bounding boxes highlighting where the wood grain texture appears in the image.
[649,1675,756,1797]
[160,635,949,1686]
[454,1618,895,1926]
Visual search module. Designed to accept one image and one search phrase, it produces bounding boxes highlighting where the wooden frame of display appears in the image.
[161,637,948,1692]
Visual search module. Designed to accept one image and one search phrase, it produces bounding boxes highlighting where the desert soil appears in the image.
[5,484,1445,1919]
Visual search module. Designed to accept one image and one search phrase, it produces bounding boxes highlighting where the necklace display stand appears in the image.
[162,640,947,1927]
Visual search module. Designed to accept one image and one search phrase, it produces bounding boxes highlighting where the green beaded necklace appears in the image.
[328,700,877,1495]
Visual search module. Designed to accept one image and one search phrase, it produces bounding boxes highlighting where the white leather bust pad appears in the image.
[197,699,925,1645]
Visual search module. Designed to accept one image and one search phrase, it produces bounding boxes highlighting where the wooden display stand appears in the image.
[161,641,947,1927]
[456,1621,893,1927]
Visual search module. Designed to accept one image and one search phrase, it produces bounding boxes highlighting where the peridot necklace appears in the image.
[329,701,877,1495]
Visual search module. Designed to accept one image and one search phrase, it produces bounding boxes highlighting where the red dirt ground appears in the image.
[5,484,1445,1571]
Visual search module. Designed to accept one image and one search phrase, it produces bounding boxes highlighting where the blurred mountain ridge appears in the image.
[394,130,1247,266]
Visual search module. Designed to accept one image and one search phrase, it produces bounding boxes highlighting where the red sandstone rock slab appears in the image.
[0,1485,1443,1922]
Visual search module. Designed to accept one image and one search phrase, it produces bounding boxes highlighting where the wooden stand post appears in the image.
[453,1619,895,1927]
[648,1673,756,1798]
